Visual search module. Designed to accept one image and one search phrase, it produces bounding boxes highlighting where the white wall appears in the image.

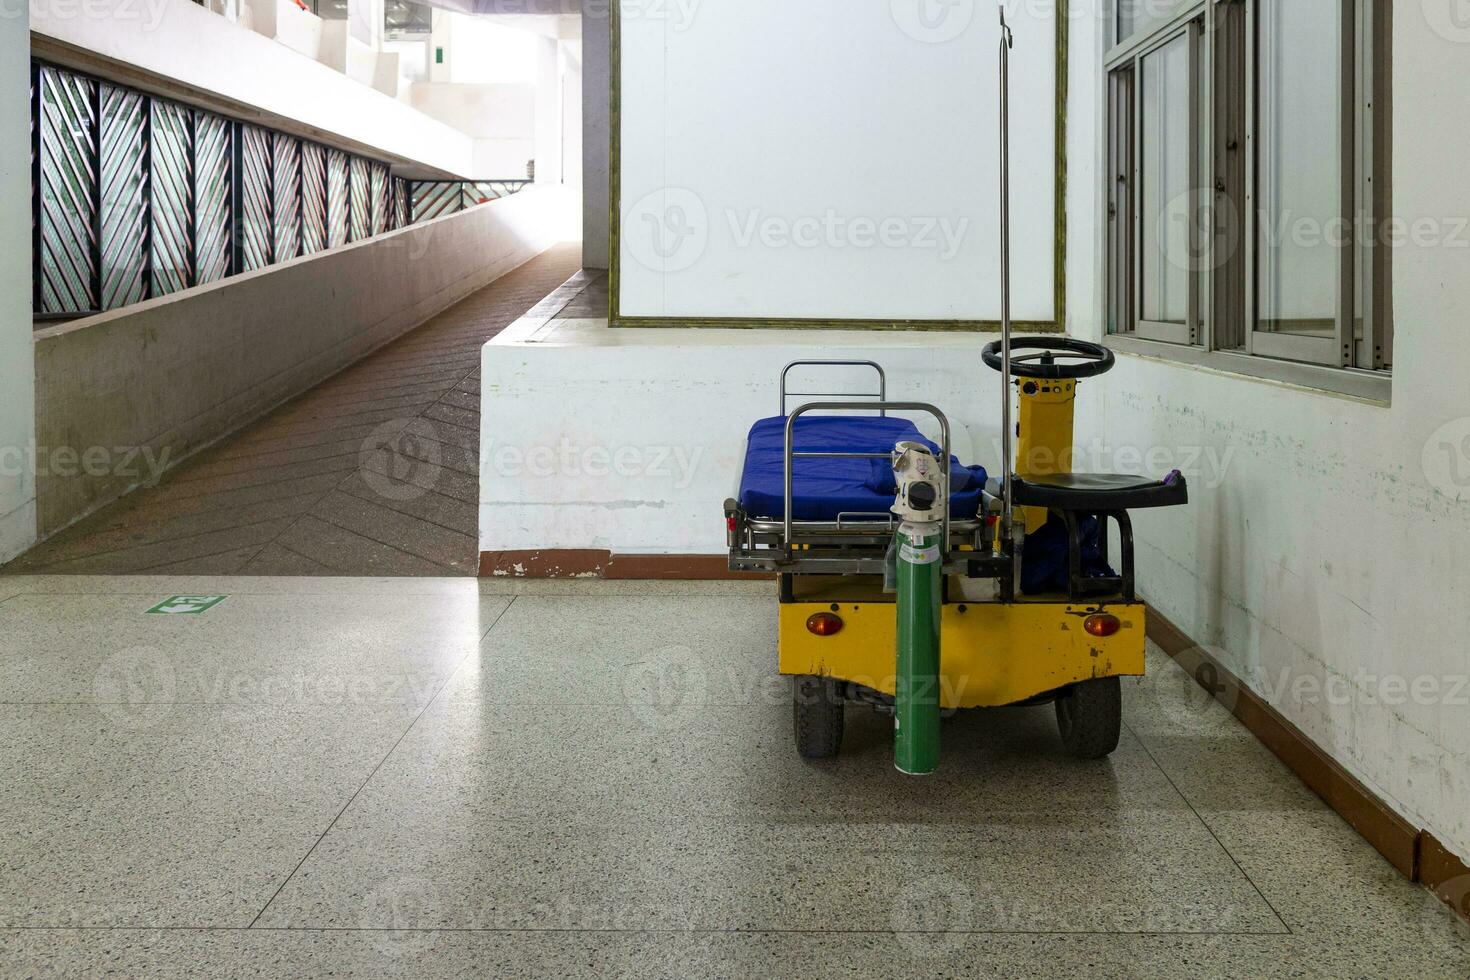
[32,0,478,178]
[383,37,430,84]
[616,0,1056,321]
[410,12,568,178]
[244,0,325,61]
[410,81,537,177]
[481,325,1006,557]
[1069,5,1470,866]
[348,0,382,47]
[0,7,36,563]
[441,12,541,83]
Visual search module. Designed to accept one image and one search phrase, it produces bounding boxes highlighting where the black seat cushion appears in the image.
[1004,471,1189,511]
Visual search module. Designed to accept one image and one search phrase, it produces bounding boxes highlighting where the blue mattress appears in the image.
[737,415,989,521]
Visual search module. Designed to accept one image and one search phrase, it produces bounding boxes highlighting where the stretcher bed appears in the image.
[724,361,1007,579]
[736,415,989,522]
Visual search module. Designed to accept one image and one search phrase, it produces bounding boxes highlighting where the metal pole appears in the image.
[997,7,1016,551]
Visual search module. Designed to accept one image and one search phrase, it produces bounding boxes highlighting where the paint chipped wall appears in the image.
[1070,4,1470,864]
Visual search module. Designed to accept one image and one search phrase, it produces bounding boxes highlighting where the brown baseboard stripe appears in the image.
[1146,602,1470,927]
[1419,831,1470,926]
[479,549,772,581]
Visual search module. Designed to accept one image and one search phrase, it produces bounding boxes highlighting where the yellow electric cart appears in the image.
[725,348,1189,765]
[723,11,1189,770]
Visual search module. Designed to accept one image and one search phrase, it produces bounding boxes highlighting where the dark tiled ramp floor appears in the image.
[4,244,584,577]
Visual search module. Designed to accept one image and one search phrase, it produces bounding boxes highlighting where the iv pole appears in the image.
[996,4,1017,561]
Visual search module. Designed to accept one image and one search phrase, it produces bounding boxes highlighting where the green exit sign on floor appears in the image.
[145,595,227,615]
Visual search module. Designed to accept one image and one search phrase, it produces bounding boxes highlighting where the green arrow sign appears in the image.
[145,595,228,615]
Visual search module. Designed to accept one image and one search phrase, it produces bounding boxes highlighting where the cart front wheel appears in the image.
[793,675,845,759]
[1055,676,1122,759]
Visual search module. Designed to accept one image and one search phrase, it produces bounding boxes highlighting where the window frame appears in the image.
[1132,22,1202,347]
[1113,0,1201,50]
[1102,0,1391,402]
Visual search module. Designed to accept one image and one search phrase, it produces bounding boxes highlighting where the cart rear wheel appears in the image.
[793,675,845,759]
[1055,676,1121,759]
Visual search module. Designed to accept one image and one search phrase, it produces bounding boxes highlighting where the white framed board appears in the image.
[613,0,1061,325]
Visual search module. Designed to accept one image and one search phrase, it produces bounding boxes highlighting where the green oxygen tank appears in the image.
[890,442,945,775]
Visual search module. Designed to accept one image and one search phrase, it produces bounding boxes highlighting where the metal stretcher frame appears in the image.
[726,362,1005,577]
[782,400,952,550]
[779,360,888,418]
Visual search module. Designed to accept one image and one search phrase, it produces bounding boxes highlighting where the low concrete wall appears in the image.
[479,306,1009,560]
[34,184,570,539]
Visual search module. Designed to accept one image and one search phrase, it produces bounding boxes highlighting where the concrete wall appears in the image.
[480,322,1007,557]
[581,4,610,268]
[34,186,571,540]
[0,7,36,563]
[32,0,477,177]
[409,81,537,177]
[243,0,326,63]
[383,37,431,84]
[437,12,540,83]
[1067,7,1470,866]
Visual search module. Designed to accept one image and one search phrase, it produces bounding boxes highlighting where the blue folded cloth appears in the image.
[737,415,989,521]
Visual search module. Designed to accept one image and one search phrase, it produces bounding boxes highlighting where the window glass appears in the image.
[311,0,347,20]
[386,0,432,37]
[1256,0,1341,338]
[1116,1,1138,44]
[1140,34,1191,326]
[1106,68,1135,335]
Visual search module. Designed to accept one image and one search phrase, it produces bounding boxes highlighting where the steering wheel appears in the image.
[981,336,1116,380]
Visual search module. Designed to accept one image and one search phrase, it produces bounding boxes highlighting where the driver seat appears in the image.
[1009,469,1189,512]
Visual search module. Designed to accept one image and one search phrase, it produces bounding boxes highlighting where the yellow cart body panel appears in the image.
[779,600,1145,709]
[1015,379,1077,534]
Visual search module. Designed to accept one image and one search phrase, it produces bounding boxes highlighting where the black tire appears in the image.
[793,675,845,759]
[1055,676,1122,759]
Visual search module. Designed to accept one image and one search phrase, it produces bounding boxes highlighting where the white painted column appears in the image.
[581,5,610,268]
[534,34,562,184]
[348,0,383,48]
[561,39,584,187]
[0,12,37,562]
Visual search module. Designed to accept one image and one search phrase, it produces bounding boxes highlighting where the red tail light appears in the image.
[806,612,844,636]
[1084,613,1121,638]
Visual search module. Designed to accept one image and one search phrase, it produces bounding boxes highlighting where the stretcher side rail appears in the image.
[783,401,953,554]
[780,360,887,418]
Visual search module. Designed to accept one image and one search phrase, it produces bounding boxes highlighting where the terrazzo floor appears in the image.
[0,575,1466,978]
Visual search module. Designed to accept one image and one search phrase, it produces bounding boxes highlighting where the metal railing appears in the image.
[31,60,529,321]
[407,180,532,224]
